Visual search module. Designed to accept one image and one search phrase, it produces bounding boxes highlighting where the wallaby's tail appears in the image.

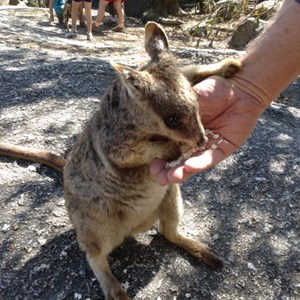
[0,143,66,173]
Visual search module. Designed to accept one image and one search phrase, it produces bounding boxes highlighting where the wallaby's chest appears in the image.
[114,179,168,234]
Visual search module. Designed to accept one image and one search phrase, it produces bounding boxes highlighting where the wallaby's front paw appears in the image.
[221,58,242,78]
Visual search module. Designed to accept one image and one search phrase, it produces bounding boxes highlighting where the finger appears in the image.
[150,159,167,176]
[151,159,191,185]
[184,148,227,172]
[151,159,170,186]
[165,164,193,183]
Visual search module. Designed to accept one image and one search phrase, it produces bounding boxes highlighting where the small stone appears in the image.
[27,163,40,172]
[18,194,26,206]
[2,224,11,232]
[247,262,256,271]
[60,250,68,257]
[34,263,50,272]
[38,238,47,245]
[212,234,219,240]
[57,199,65,206]
[157,278,163,288]
[263,223,274,233]
[122,281,129,291]
[25,246,32,253]
[52,208,65,217]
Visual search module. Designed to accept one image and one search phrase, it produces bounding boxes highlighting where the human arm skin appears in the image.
[151,0,300,185]
[234,0,300,107]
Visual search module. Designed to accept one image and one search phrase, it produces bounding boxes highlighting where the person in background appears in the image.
[48,0,55,24]
[105,1,118,26]
[93,0,125,32]
[49,0,65,25]
[151,0,300,186]
[66,0,93,41]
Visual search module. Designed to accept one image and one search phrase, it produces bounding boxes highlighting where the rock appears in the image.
[0,0,9,5]
[27,163,41,172]
[1,224,10,232]
[228,18,259,50]
[9,0,22,5]
[26,0,40,7]
[16,0,27,6]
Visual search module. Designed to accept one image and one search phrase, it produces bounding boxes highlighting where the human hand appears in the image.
[151,76,267,185]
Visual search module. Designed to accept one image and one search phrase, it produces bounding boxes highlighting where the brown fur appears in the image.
[0,143,65,172]
[0,22,241,300]
[63,0,85,32]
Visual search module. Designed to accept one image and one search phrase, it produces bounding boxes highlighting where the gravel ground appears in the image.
[0,7,299,300]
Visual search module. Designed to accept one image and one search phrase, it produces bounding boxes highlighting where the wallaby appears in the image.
[0,22,241,299]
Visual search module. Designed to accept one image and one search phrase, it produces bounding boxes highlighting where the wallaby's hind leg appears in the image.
[87,252,130,300]
[181,57,242,85]
[75,217,130,300]
[158,184,223,269]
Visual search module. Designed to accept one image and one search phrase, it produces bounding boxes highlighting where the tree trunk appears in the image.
[145,0,182,21]
[166,0,181,16]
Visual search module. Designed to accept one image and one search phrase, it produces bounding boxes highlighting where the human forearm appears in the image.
[233,0,300,108]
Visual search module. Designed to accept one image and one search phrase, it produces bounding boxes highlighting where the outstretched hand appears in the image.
[151,76,267,185]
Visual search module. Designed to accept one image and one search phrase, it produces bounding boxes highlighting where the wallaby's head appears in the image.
[111,22,207,158]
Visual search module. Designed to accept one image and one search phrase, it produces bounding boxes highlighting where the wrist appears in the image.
[228,75,272,110]
[232,0,300,109]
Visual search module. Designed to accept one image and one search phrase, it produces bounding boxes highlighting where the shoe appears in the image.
[66,31,77,38]
[111,25,125,33]
[87,32,93,41]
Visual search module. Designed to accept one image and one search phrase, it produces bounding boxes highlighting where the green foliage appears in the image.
[204,0,251,24]
[191,0,279,47]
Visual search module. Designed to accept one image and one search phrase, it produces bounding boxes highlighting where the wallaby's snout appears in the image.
[190,111,207,149]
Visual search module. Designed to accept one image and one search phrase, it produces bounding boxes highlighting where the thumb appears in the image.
[184,149,228,173]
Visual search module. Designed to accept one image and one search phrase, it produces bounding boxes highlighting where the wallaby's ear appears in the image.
[111,61,151,97]
[111,61,136,81]
[144,22,169,60]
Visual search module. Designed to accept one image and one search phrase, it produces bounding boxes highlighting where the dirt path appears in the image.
[0,7,299,300]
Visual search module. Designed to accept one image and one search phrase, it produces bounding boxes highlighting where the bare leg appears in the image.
[113,0,124,29]
[71,0,81,32]
[84,1,93,40]
[78,2,86,27]
[49,0,55,23]
[95,0,109,27]
[158,184,223,269]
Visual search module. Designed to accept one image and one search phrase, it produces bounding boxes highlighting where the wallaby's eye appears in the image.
[164,116,180,129]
